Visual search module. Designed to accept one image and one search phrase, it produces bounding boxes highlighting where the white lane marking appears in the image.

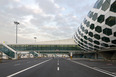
[14,64,20,66]
[57,67,59,71]
[57,62,59,65]
[7,59,51,77]
[57,59,59,65]
[69,60,116,77]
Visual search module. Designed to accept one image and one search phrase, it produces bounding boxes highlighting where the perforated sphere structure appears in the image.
[74,0,116,51]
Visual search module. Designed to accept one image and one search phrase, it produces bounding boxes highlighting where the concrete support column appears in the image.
[111,52,116,60]
[38,52,40,58]
[70,52,73,60]
[83,54,85,58]
[0,52,2,63]
[28,53,30,58]
[14,52,18,60]
[95,53,98,59]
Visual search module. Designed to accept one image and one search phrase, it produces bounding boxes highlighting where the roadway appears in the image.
[0,58,116,77]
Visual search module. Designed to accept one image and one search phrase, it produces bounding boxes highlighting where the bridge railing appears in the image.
[0,43,17,59]
[29,51,38,58]
[8,44,82,51]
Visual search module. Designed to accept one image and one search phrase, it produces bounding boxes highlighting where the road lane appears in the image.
[7,59,51,77]
[13,58,59,77]
[59,58,113,77]
[73,59,116,73]
[69,59,116,77]
[3,58,114,77]
[0,58,51,77]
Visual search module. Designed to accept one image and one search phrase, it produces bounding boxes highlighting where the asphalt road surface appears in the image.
[0,58,116,77]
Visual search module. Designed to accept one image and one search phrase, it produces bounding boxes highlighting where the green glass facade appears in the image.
[8,44,81,51]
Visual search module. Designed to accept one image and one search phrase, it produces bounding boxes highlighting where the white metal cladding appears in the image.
[74,0,116,51]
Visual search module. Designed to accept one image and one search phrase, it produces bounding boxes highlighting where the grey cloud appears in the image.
[0,0,96,43]
[31,14,54,27]
[35,0,61,14]
[54,0,97,21]
[30,13,80,40]
[9,6,34,17]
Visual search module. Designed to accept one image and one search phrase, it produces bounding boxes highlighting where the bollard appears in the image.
[70,56,72,60]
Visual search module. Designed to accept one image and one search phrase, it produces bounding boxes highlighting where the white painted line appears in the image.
[57,59,59,65]
[57,67,59,71]
[57,62,59,65]
[70,60,116,77]
[7,59,51,77]
[14,64,20,66]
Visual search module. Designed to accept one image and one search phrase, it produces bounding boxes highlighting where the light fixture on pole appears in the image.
[34,37,37,43]
[14,21,20,44]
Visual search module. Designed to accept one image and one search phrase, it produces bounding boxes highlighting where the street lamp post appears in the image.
[14,21,20,44]
[34,37,37,43]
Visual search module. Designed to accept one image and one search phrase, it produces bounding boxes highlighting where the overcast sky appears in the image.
[0,0,97,44]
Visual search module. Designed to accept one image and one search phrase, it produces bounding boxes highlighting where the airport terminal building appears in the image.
[74,0,116,60]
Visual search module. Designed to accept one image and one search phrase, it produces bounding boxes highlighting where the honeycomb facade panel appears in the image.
[105,16,116,27]
[101,0,111,11]
[97,15,105,23]
[93,0,103,9]
[94,45,100,49]
[89,31,93,37]
[95,26,102,33]
[90,24,95,30]
[103,28,112,36]
[94,34,100,40]
[101,43,109,47]
[92,13,98,21]
[102,37,110,42]
[112,40,116,44]
[74,0,116,52]
[84,36,87,40]
[84,29,88,34]
[114,32,116,37]
[110,1,116,12]
[94,40,100,45]
[86,21,90,27]
[88,38,93,42]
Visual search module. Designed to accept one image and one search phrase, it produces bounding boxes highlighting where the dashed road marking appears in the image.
[57,62,59,65]
[57,59,59,71]
[57,60,59,65]
[57,67,59,71]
